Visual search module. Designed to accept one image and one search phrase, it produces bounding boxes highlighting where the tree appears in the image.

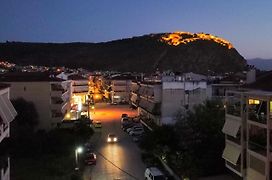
[11,98,39,137]
[174,100,225,178]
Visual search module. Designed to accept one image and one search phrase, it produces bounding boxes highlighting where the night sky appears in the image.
[0,0,271,59]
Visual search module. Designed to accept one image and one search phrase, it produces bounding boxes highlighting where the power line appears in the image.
[95,150,139,180]
[89,130,139,180]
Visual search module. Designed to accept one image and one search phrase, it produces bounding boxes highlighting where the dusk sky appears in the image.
[0,0,271,59]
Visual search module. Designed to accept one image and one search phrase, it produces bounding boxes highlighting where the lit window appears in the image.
[248,99,260,105]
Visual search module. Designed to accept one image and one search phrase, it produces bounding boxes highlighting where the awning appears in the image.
[222,142,241,165]
[0,95,17,123]
[222,118,241,137]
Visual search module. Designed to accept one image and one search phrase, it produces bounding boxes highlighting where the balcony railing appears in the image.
[0,156,9,177]
[51,84,65,93]
[248,140,267,156]
[226,105,241,116]
[248,111,267,124]
[226,160,241,173]
[227,135,241,145]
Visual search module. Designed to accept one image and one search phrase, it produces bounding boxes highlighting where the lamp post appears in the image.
[75,147,83,171]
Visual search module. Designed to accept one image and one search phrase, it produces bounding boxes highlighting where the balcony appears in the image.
[138,98,161,115]
[51,109,63,118]
[226,160,242,174]
[248,111,267,124]
[0,123,9,142]
[226,92,242,116]
[51,84,65,93]
[226,105,241,117]
[51,97,63,105]
[73,86,89,93]
[248,134,267,156]
[226,135,241,145]
[0,156,9,180]
[248,100,267,125]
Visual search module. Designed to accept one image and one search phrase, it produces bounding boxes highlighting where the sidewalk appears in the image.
[199,174,235,180]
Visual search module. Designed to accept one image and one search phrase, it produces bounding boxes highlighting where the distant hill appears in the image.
[247,58,272,71]
[0,32,247,74]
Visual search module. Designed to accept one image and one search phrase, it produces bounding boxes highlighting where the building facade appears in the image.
[0,84,17,180]
[0,72,71,130]
[131,75,207,125]
[223,90,272,180]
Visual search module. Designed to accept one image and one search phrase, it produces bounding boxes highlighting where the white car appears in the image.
[107,133,118,143]
[129,128,144,136]
[144,167,166,180]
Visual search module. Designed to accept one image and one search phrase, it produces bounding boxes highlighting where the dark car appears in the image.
[121,113,128,118]
[85,153,97,165]
[122,121,137,131]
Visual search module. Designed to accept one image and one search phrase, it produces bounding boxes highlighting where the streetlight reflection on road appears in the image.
[75,147,83,171]
[99,143,126,175]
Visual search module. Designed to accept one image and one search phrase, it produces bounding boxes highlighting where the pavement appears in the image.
[83,103,146,180]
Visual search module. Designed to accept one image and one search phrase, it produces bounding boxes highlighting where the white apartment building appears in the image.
[131,74,207,125]
[0,84,17,180]
[222,72,272,180]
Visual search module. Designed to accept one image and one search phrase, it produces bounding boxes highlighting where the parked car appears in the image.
[122,121,136,131]
[144,167,166,180]
[85,152,97,165]
[121,113,128,118]
[121,117,132,128]
[129,128,144,136]
[107,133,118,143]
[93,121,102,128]
[126,124,143,133]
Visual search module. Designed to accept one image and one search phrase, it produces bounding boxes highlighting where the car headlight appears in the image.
[113,137,117,142]
[107,138,111,142]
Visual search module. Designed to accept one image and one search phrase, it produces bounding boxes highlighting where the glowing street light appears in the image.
[75,147,83,170]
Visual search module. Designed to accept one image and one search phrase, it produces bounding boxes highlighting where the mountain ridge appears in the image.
[247,58,272,71]
[0,32,247,74]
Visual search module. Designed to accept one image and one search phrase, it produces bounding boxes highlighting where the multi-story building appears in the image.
[68,74,89,105]
[131,74,207,125]
[0,84,17,180]
[110,74,135,104]
[0,72,71,130]
[207,69,256,101]
[222,72,272,180]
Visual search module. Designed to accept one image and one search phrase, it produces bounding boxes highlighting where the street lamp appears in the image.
[75,147,83,171]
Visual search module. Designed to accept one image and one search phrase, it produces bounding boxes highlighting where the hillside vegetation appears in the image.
[0,32,247,74]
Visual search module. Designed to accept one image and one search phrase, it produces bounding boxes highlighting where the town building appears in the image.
[131,73,207,125]
[0,84,17,180]
[0,72,71,130]
[109,74,135,104]
[222,72,272,180]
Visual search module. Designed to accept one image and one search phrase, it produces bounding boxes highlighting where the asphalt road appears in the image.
[83,103,146,180]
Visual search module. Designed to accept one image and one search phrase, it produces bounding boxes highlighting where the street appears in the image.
[83,103,146,180]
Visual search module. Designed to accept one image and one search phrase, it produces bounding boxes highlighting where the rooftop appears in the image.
[0,72,64,82]
[0,83,10,90]
[243,71,272,91]
[68,74,87,80]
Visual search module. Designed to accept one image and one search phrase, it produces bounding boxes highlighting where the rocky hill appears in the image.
[0,32,247,74]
